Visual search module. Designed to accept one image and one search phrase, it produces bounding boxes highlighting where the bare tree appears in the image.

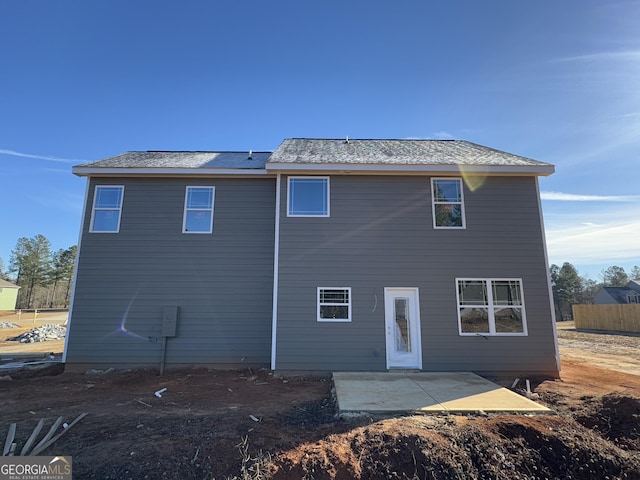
[601,265,629,287]
[0,257,9,281]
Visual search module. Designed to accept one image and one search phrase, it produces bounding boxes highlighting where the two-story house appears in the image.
[594,280,640,305]
[65,138,559,376]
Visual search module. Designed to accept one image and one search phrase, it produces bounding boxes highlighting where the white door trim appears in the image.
[384,287,422,370]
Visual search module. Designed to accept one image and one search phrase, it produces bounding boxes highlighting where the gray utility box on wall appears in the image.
[162,306,179,337]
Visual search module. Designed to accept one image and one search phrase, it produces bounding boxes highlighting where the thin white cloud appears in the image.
[0,149,81,164]
[43,167,74,174]
[402,133,456,140]
[544,203,640,268]
[25,190,83,215]
[432,131,455,140]
[553,50,640,63]
[541,191,640,202]
[546,221,640,265]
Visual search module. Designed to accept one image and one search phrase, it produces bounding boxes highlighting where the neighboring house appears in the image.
[0,279,20,311]
[65,139,559,376]
[594,281,640,305]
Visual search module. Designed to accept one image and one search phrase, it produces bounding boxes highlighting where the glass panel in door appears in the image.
[394,297,411,353]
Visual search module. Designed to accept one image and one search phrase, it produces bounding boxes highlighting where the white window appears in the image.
[288,177,329,217]
[183,186,215,233]
[90,185,124,233]
[432,178,465,228]
[317,287,351,322]
[456,279,527,336]
[628,293,640,304]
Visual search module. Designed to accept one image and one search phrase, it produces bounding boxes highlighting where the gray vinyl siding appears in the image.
[594,289,618,304]
[66,177,275,370]
[275,175,558,375]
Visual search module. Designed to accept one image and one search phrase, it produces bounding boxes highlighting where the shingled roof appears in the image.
[73,151,270,176]
[600,286,640,304]
[0,279,19,289]
[268,138,551,167]
[73,139,554,176]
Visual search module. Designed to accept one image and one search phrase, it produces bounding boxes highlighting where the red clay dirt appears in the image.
[1,320,639,479]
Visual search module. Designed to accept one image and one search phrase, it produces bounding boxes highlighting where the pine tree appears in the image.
[9,234,53,308]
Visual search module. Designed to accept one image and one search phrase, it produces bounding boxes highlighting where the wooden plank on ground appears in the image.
[20,418,46,456]
[30,413,88,457]
[3,423,16,456]
[30,417,63,456]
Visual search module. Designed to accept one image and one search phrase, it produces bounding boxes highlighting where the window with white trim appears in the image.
[288,177,329,217]
[183,186,215,233]
[317,287,351,322]
[628,292,640,304]
[456,279,527,335]
[90,185,124,233]
[432,178,465,228]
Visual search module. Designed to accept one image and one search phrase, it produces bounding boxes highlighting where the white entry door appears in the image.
[384,288,422,369]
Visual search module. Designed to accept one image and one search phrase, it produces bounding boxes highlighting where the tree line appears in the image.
[1,234,637,318]
[0,234,77,309]
[550,263,640,321]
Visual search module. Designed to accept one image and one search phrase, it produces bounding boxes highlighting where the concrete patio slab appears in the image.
[333,371,550,413]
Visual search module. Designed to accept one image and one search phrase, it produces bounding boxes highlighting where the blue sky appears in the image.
[1,0,638,280]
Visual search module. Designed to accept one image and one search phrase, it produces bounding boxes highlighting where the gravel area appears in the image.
[558,328,640,360]
[6,324,67,343]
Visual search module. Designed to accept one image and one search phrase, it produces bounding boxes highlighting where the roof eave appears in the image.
[72,167,271,177]
[265,163,555,176]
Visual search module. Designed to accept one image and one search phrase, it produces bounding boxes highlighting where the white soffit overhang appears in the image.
[265,163,555,176]
[72,164,555,177]
[72,167,271,177]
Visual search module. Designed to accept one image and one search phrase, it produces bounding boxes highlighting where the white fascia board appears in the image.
[72,167,271,177]
[265,163,555,176]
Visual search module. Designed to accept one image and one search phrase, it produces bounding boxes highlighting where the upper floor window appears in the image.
[456,279,527,336]
[183,186,215,233]
[90,186,124,233]
[432,178,465,228]
[628,293,640,304]
[317,287,351,322]
[288,177,329,217]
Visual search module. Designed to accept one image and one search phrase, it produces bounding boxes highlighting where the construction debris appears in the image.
[2,424,16,456]
[6,324,66,343]
[85,367,115,376]
[3,414,88,457]
[20,419,45,456]
[30,414,88,456]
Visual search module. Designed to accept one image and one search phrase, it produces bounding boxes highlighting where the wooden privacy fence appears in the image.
[573,304,640,333]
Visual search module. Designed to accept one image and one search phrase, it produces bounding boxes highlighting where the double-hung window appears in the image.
[456,279,527,335]
[432,178,465,228]
[288,177,329,217]
[183,186,215,233]
[90,186,124,233]
[317,287,351,322]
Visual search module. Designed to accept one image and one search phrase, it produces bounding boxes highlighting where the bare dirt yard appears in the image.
[1,317,639,479]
